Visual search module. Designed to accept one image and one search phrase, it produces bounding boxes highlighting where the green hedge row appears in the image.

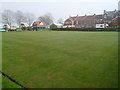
[51,28,119,31]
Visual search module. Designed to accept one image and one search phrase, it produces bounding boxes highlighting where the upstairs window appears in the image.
[76,21,78,24]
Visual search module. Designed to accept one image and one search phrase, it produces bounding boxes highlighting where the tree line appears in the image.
[1,9,64,29]
[1,9,35,28]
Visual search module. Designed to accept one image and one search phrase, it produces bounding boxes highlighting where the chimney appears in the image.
[94,14,96,16]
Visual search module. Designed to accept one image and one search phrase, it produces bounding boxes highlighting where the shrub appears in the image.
[51,27,118,31]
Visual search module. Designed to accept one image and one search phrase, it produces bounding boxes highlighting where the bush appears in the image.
[8,29,16,31]
[21,27,27,31]
[51,27,118,31]
[26,27,33,31]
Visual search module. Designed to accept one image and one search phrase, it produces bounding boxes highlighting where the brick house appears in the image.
[74,16,86,28]
[74,15,96,28]
[111,16,120,28]
[103,10,120,28]
[64,14,104,28]
[64,16,77,27]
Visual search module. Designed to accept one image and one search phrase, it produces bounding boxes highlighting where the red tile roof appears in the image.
[33,21,48,27]
[34,21,40,24]
[75,16,86,21]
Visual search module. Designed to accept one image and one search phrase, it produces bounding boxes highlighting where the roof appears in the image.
[69,16,77,21]
[84,15,95,20]
[33,21,46,26]
[112,16,120,21]
[33,21,40,25]
[75,16,86,21]
[95,15,103,19]
[75,15,95,21]
[105,10,116,17]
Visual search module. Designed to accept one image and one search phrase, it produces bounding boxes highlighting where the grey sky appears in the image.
[0,0,119,25]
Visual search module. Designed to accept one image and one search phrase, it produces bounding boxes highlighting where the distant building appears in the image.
[111,16,120,28]
[64,14,104,28]
[32,17,49,31]
[64,9,120,28]
[64,16,77,27]
[32,21,48,31]
[103,10,117,23]
[74,14,103,28]
[103,10,120,28]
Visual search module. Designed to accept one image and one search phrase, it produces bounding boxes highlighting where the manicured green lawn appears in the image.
[2,76,21,88]
[2,31,118,88]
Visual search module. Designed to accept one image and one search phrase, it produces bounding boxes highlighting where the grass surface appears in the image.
[2,31,118,88]
[2,76,21,88]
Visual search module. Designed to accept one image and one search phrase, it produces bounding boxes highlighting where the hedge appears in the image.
[51,28,120,31]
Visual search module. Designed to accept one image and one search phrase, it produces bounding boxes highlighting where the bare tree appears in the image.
[25,12,35,26]
[15,10,26,27]
[57,18,63,24]
[41,13,54,25]
[2,9,15,28]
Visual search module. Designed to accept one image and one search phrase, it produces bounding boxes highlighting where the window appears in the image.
[100,25,103,27]
[76,21,78,24]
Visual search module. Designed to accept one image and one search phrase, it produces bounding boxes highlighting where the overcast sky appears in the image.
[0,0,119,26]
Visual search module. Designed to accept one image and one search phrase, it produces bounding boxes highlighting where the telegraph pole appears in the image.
[104,10,107,28]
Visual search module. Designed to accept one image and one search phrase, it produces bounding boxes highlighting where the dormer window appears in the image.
[40,22,44,25]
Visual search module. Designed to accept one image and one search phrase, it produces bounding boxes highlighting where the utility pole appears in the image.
[104,10,107,28]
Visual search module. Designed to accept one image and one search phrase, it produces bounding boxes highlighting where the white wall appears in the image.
[96,24,105,28]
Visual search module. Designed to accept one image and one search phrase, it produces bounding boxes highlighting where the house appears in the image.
[94,14,106,28]
[95,15,104,24]
[74,15,96,28]
[74,16,86,28]
[103,10,118,27]
[32,21,48,31]
[63,9,120,28]
[64,16,77,27]
[64,14,104,28]
[111,16,120,28]
[32,17,49,31]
